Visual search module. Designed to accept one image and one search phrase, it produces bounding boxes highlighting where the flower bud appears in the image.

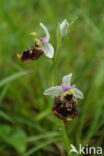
[60,19,69,37]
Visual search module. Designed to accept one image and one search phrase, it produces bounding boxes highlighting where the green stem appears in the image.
[51,24,71,156]
[59,120,71,156]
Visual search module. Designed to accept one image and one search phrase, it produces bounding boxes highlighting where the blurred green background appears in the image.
[0,0,104,155]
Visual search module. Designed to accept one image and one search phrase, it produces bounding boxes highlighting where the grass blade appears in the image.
[0,71,29,87]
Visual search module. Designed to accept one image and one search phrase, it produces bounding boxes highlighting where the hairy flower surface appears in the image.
[17,23,54,62]
[60,19,70,37]
[52,95,78,120]
[18,44,44,62]
[44,73,84,120]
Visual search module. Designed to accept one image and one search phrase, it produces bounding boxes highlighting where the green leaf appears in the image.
[0,125,27,153]
[7,128,27,153]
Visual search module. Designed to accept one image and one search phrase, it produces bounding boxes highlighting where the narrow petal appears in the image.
[62,73,72,87]
[43,86,63,96]
[40,23,50,42]
[42,42,54,58]
[60,19,69,37]
[74,88,84,99]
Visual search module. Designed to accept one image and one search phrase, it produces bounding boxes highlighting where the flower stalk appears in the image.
[52,23,71,156]
[59,120,71,156]
[50,24,61,86]
[43,19,83,155]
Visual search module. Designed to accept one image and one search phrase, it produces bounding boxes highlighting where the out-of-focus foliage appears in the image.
[0,0,104,155]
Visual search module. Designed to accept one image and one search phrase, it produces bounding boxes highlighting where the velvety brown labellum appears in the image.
[52,95,78,120]
[21,44,44,62]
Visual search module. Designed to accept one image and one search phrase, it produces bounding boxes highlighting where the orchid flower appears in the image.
[60,19,70,37]
[31,23,54,59]
[43,73,84,99]
[17,23,54,63]
[44,73,84,120]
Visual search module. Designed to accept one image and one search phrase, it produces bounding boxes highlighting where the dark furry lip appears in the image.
[21,44,44,62]
[52,95,78,120]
